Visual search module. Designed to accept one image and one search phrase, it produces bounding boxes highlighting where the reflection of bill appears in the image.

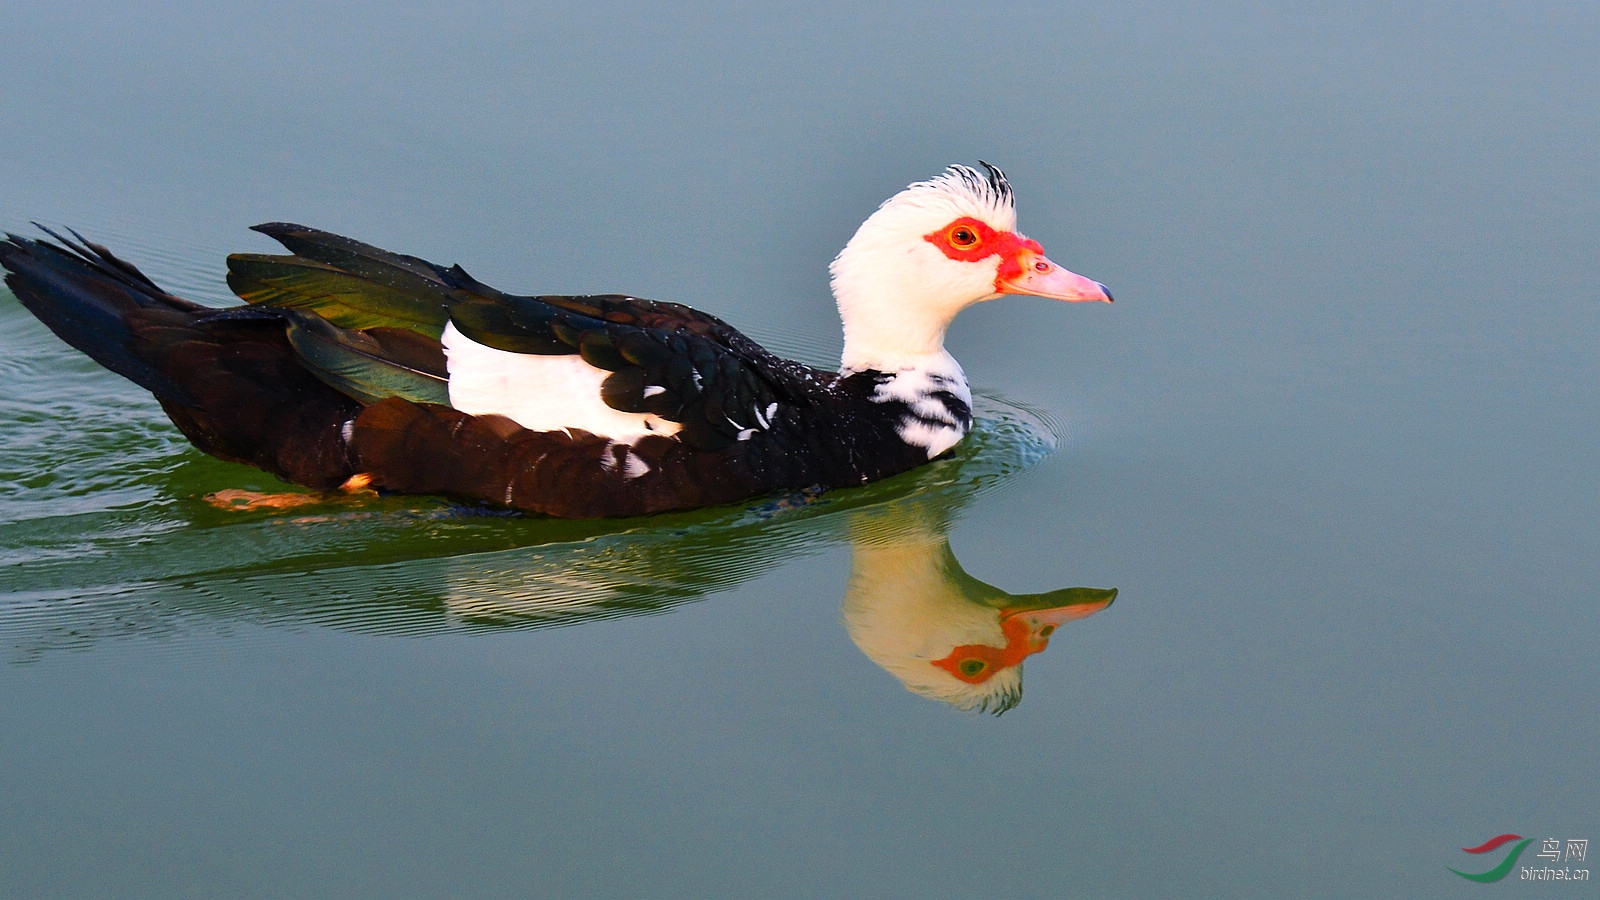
[841,513,1114,715]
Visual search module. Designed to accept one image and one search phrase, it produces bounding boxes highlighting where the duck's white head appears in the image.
[829,163,1111,374]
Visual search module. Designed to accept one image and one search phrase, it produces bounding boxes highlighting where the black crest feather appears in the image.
[945,161,1014,211]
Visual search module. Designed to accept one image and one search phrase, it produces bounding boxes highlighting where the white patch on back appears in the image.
[442,322,681,440]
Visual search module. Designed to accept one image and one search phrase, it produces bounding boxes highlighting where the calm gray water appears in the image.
[2,3,1596,896]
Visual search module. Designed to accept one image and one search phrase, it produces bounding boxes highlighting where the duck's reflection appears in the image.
[840,505,1114,714]
[434,496,1116,714]
[4,404,1118,713]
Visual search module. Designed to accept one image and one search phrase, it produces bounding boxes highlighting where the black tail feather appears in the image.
[1,229,202,402]
[33,223,173,296]
[4,226,366,489]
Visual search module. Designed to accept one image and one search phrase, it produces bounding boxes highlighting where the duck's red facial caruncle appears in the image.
[930,596,1115,685]
[924,216,1113,304]
[930,614,1050,685]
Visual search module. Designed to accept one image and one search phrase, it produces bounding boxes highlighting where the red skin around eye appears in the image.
[931,615,1050,684]
[923,216,1046,291]
[924,216,1003,262]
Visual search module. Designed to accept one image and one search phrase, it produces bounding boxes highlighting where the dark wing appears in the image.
[229,223,836,448]
[449,288,831,450]
[227,222,748,341]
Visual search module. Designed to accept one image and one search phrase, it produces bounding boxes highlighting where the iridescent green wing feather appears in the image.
[200,306,450,406]
[226,223,458,337]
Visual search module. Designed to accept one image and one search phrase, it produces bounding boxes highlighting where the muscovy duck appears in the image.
[0,163,1110,517]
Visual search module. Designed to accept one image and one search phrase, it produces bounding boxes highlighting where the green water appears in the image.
[2,2,1597,896]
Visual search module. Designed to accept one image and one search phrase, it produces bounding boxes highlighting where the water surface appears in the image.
[2,2,1597,896]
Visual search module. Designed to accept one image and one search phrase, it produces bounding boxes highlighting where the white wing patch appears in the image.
[442,322,681,440]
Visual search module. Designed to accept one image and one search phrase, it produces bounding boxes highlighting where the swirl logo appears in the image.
[1449,834,1532,883]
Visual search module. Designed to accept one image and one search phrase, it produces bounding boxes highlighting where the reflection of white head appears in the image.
[841,523,1114,715]
[842,532,1022,713]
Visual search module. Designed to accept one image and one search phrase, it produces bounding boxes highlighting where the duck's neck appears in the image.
[834,271,968,375]
[829,255,976,457]
[838,303,957,375]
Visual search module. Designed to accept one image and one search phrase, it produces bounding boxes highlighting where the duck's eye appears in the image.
[948,226,980,249]
[958,658,988,677]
